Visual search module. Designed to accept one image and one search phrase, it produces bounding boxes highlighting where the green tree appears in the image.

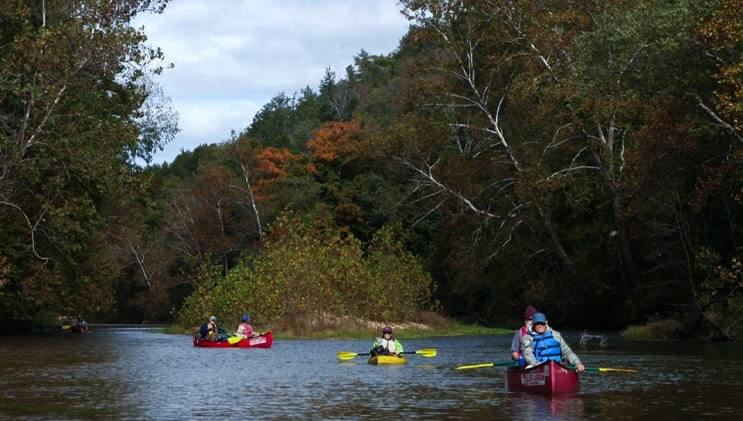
[0,0,175,322]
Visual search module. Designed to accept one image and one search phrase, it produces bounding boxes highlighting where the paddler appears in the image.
[205,315,220,340]
[236,314,255,338]
[521,312,585,372]
[370,326,404,356]
[511,305,537,366]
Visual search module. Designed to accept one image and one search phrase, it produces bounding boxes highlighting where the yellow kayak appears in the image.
[368,355,407,365]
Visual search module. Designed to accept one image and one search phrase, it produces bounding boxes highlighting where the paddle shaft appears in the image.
[337,348,436,361]
[355,351,419,357]
[566,365,637,373]
[456,361,517,370]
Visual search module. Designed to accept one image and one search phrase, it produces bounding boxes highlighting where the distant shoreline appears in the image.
[158,320,513,339]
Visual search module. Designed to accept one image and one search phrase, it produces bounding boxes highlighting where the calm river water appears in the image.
[1,328,742,419]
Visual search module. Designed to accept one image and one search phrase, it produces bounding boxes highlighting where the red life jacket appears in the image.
[520,325,530,337]
[238,322,254,337]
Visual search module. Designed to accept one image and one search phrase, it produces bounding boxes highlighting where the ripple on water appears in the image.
[1,330,742,419]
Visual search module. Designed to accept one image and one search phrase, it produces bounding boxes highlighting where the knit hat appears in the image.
[524,305,538,319]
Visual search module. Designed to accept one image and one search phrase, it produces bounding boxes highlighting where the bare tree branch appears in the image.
[696,95,743,144]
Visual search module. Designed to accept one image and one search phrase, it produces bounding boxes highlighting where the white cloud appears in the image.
[156,98,261,162]
[135,0,410,163]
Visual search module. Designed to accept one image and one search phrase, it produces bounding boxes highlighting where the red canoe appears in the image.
[505,360,579,395]
[193,331,273,348]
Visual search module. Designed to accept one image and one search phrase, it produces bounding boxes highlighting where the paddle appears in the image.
[566,365,638,373]
[226,331,267,345]
[337,348,437,361]
[456,361,517,370]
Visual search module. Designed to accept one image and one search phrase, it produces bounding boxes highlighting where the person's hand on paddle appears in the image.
[575,363,585,372]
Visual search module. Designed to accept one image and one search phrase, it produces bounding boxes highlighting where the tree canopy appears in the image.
[1,0,740,339]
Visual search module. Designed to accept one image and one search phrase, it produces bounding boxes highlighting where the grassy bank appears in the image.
[273,320,511,339]
[621,319,682,340]
[164,312,512,339]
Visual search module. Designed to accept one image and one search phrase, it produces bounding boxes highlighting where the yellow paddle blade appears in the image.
[415,348,437,358]
[337,352,359,361]
[61,324,71,330]
[598,367,638,373]
[227,336,242,345]
[456,363,495,370]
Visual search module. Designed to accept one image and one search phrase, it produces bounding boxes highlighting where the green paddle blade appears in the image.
[227,336,242,345]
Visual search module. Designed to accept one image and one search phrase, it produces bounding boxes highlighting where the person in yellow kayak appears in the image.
[235,314,256,338]
[370,326,404,356]
[521,312,585,372]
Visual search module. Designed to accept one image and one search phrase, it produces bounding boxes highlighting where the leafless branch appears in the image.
[396,156,503,220]
[0,199,49,262]
[696,95,743,144]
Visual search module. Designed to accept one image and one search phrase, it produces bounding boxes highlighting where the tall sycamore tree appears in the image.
[0,0,176,321]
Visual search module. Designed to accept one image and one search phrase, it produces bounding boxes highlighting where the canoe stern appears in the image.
[505,361,579,395]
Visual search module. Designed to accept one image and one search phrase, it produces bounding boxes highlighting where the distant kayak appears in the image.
[505,360,579,395]
[62,323,88,334]
[192,331,273,348]
[368,354,407,365]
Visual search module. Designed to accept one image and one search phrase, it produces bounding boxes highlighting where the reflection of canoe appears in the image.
[505,360,579,395]
[192,331,273,348]
[368,355,407,365]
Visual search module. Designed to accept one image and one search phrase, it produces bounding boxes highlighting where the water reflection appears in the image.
[1,329,742,419]
[509,394,585,421]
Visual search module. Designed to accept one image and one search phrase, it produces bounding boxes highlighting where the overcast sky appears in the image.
[135,0,410,164]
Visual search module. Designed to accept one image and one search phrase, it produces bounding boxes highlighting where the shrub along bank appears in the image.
[178,211,435,331]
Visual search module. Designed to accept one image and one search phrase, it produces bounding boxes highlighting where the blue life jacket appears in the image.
[531,330,562,362]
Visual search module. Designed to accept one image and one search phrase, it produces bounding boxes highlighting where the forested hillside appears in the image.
[2,0,740,338]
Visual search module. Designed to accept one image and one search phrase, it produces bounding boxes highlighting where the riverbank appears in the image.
[621,316,740,341]
[622,319,682,340]
[164,312,512,339]
[272,321,511,339]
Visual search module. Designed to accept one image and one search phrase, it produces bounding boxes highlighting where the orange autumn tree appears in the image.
[254,146,315,202]
[253,147,302,201]
[306,120,364,163]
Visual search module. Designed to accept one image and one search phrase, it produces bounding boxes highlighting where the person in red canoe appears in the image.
[235,314,256,338]
[521,312,585,372]
[199,315,227,341]
[73,316,88,333]
[511,305,537,367]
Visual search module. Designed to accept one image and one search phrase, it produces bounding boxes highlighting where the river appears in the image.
[1,328,741,419]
